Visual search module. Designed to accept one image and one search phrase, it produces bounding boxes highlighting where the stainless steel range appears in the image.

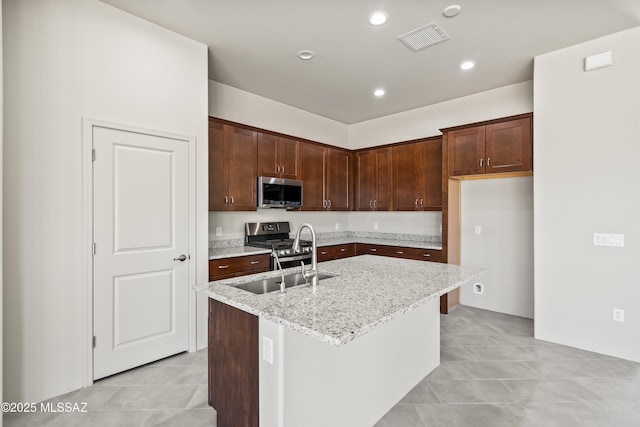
[245,222,312,269]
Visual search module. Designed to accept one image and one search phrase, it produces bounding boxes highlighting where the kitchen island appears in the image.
[196,255,484,427]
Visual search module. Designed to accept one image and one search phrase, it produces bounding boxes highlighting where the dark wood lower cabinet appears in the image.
[209,299,259,427]
[317,243,356,262]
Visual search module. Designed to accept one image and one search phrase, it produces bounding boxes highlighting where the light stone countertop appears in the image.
[315,236,442,250]
[209,246,271,260]
[195,255,485,346]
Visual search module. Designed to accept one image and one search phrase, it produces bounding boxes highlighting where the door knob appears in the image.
[173,254,187,262]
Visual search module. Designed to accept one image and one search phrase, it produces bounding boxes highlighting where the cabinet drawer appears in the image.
[385,246,442,263]
[356,243,388,256]
[209,253,270,280]
[318,244,356,262]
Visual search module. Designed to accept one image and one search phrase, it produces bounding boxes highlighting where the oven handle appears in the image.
[278,253,312,263]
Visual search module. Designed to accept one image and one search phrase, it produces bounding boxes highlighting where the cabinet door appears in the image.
[209,121,229,211]
[326,149,352,211]
[421,139,442,209]
[257,133,279,178]
[448,126,486,176]
[278,136,300,180]
[299,142,326,211]
[485,117,532,173]
[227,126,257,211]
[392,143,423,211]
[374,148,393,211]
[355,150,375,211]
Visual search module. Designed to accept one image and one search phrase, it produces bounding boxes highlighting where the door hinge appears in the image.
[92,243,96,255]
[92,149,95,161]
[92,336,96,348]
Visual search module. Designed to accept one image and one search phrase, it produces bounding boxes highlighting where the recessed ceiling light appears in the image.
[374,88,386,97]
[297,50,315,60]
[443,5,462,18]
[368,11,388,26]
[460,61,475,70]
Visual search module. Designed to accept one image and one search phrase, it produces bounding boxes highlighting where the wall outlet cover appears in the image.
[262,336,274,364]
[474,225,482,235]
[215,227,222,237]
[613,308,624,323]
[474,283,484,294]
[373,222,379,230]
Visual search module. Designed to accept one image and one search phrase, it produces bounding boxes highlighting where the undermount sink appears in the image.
[232,272,337,295]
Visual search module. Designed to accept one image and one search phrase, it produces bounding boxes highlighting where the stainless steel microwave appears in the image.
[257,176,303,209]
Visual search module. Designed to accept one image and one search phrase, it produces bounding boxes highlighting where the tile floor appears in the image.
[5,305,640,426]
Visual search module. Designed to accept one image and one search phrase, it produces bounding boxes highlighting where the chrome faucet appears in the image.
[292,223,318,288]
[271,249,286,293]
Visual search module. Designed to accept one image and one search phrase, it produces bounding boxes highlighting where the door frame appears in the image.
[81,118,198,386]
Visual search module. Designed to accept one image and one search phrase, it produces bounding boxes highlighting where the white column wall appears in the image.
[534,26,640,362]
[3,0,208,402]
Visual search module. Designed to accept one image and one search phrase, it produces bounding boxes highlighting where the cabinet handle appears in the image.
[224,196,229,204]
[480,158,483,167]
[250,260,260,265]
[415,199,419,208]
[420,198,424,207]
[276,165,281,174]
[423,253,431,257]
[373,200,377,208]
[340,248,346,252]
[370,248,377,252]
[281,165,285,174]
[230,196,235,204]
[320,251,327,255]
[369,200,373,208]
[396,251,404,255]
[323,200,327,208]
[487,157,491,167]
[328,200,332,208]
[218,265,229,269]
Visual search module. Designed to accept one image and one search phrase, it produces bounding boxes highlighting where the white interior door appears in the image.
[93,126,189,380]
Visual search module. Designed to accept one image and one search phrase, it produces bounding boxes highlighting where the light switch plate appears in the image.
[474,226,481,235]
[613,308,624,323]
[215,227,222,237]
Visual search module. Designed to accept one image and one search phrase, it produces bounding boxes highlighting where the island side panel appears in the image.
[259,297,440,427]
[209,298,259,427]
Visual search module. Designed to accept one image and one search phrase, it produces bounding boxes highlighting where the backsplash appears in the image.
[209,210,442,242]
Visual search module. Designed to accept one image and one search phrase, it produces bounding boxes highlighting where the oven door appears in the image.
[275,253,312,269]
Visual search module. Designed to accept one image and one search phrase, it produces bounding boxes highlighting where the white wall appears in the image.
[349,81,533,149]
[3,0,208,403]
[209,81,349,148]
[534,27,640,362]
[460,178,534,319]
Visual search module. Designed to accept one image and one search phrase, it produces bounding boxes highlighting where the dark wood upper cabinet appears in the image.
[485,118,532,173]
[299,142,326,211]
[257,133,300,179]
[392,138,442,211]
[209,120,257,211]
[355,147,392,211]
[446,116,532,177]
[326,149,352,211]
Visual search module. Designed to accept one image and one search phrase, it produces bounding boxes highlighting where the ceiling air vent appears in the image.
[397,22,449,52]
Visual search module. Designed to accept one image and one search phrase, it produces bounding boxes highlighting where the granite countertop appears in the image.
[195,255,484,346]
[316,236,442,250]
[209,234,442,260]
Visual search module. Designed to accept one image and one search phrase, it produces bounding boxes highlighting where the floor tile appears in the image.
[464,344,536,361]
[525,359,601,379]
[428,379,519,404]
[148,408,217,426]
[102,384,199,410]
[502,378,603,402]
[398,379,441,404]
[415,403,525,427]
[518,401,640,427]
[460,360,541,379]
[574,377,640,402]
[373,404,425,427]
[440,345,477,362]
[425,361,473,381]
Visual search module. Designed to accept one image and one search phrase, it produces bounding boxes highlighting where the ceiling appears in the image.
[101,0,640,124]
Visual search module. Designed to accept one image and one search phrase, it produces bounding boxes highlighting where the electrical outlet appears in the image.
[613,308,625,323]
[215,227,222,237]
[473,283,484,294]
[475,225,482,235]
[335,222,340,230]
[373,222,379,230]
[262,336,274,364]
